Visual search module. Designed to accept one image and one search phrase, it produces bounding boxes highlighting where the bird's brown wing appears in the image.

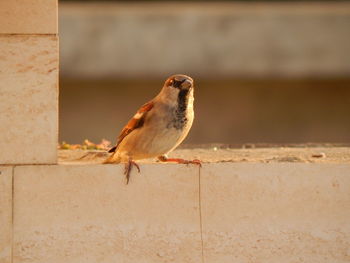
[108,101,154,153]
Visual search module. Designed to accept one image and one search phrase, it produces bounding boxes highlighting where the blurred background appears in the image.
[59,0,350,146]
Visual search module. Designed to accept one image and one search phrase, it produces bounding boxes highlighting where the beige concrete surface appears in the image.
[201,163,350,263]
[11,160,350,262]
[60,2,350,78]
[0,35,58,164]
[13,164,202,263]
[59,146,350,165]
[0,0,57,34]
[0,166,13,263]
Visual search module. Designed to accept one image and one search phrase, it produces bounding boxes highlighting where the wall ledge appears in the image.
[58,146,350,165]
[3,147,350,262]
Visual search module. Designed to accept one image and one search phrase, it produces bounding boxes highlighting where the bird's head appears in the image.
[165,74,194,91]
[159,74,194,105]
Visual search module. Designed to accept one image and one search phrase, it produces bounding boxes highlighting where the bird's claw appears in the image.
[124,159,141,184]
[189,159,202,167]
[183,159,202,167]
[158,157,202,167]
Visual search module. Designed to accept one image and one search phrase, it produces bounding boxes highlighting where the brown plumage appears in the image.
[107,102,154,154]
[104,74,201,183]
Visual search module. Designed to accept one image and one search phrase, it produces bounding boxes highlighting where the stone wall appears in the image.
[0,1,350,263]
[1,162,350,263]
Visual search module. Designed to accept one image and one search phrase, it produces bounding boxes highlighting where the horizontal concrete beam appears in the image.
[60,2,350,78]
[10,162,350,263]
[59,146,350,165]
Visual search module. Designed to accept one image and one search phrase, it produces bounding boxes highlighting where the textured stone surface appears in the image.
[201,163,350,263]
[0,167,13,263]
[13,164,202,263]
[10,162,350,262]
[0,35,58,164]
[60,2,350,78]
[0,0,57,34]
[59,146,350,165]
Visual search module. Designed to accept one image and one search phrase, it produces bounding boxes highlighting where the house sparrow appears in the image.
[104,74,201,183]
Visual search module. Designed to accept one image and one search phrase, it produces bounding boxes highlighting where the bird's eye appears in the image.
[169,79,174,85]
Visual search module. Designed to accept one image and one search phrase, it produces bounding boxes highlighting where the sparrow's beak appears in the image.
[180,78,193,90]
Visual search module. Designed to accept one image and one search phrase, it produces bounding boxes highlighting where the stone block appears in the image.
[0,167,13,263]
[0,35,58,164]
[201,163,350,263]
[13,164,202,263]
[0,0,57,34]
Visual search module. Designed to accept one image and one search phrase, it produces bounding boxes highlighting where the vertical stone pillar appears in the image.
[0,0,58,164]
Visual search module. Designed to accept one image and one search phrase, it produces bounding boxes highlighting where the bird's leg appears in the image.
[124,158,140,184]
[158,155,202,167]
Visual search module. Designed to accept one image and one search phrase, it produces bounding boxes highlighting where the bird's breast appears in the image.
[167,89,194,130]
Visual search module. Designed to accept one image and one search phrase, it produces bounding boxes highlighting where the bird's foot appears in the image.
[158,156,202,167]
[124,159,140,184]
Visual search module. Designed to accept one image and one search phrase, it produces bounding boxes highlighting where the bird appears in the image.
[103,74,201,183]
